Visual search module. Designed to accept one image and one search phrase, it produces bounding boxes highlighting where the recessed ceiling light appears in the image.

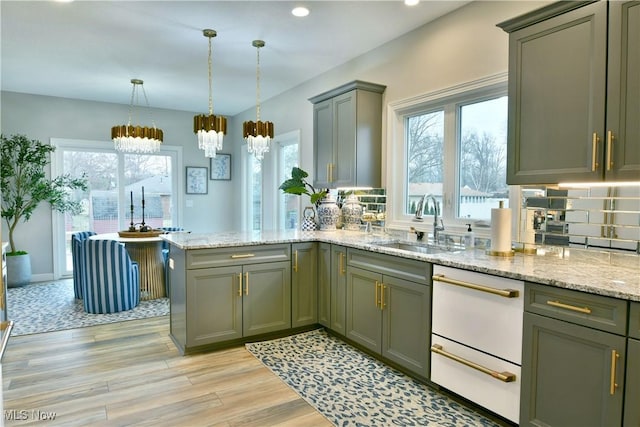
[292,6,310,17]
[405,0,420,6]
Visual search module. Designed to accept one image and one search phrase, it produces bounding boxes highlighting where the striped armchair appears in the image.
[159,227,184,295]
[81,239,140,314]
[71,231,96,299]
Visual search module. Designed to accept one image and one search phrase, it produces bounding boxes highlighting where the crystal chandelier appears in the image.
[243,40,274,161]
[193,29,227,158]
[111,79,163,153]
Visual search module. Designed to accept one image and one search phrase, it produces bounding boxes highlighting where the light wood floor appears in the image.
[2,317,331,426]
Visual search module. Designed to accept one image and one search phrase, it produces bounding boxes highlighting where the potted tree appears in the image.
[0,134,87,287]
[279,167,329,230]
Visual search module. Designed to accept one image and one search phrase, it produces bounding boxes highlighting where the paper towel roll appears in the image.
[491,206,512,253]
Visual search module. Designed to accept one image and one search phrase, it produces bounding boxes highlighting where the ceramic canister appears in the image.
[341,194,363,231]
[317,194,340,231]
[301,206,318,231]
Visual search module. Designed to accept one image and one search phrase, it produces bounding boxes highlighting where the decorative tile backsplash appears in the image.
[521,184,640,253]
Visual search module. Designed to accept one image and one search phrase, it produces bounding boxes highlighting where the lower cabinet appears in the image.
[345,249,431,378]
[292,242,317,328]
[521,311,626,427]
[186,261,291,347]
[330,245,348,335]
[318,243,331,328]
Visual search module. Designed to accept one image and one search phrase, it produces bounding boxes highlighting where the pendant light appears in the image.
[193,29,227,158]
[111,79,163,153]
[243,40,274,161]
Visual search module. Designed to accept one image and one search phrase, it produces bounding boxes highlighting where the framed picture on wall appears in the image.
[210,154,231,180]
[185,166,208,194]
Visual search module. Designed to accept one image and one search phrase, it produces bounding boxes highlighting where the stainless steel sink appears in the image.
[376,241,461,254]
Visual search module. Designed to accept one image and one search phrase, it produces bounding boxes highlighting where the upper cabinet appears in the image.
[309,81,386,189]
[498,1,640,184]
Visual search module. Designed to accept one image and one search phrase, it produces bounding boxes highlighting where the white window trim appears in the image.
[385,72,515,237]
[270,129,301,231]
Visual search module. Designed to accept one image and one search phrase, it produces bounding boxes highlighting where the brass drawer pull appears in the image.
[591,132,600,171]
[432,274,519,298]
[231,253,255,259]
[546,300,592,314]
[606,130,614,171]
[610,350,619,395]
[431,344,516,383]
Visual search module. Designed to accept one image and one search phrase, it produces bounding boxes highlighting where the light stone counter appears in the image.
[162,229,640,302]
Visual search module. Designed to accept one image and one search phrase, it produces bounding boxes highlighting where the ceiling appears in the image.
[1,0,470,116]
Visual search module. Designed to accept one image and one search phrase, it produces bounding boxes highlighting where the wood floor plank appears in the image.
[3,316,330,427]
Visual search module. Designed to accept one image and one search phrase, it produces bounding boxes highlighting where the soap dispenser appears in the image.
[464,223,475,249]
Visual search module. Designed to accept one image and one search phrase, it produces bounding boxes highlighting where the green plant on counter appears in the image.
[0,134,88,254]
[278,167,327,206]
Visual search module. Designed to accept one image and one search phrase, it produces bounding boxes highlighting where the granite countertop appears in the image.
[162,230,640,302]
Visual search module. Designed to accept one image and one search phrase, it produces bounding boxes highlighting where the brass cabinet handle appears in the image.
[546,300,592,314]
[610,350,619,395]
[231,253,255,259]
[591,132,600,171]
[244,272,249,295]
[339,252,346,275]
[375,281,380,308]
[237,273,243,296]
[606,130,614,171]
[327,163,334,183]
[380,284,386,310]
[293,250,298,273]
[432,274,519,298]
[431,344,516,383]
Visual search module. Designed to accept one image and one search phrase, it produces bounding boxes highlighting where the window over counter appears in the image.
[387,73,514,232]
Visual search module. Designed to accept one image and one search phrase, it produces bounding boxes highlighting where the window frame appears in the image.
[386,72,517,235]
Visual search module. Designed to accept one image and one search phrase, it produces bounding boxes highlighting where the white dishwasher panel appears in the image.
[430,334,521,423]
[432,265,524,364]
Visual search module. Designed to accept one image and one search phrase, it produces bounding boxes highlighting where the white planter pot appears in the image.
[6,253,31,287]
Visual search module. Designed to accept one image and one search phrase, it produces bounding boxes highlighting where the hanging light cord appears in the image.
[140,83,157,130]
[127,81,157,130]
[208,35,213,116]
[255,44,261,122]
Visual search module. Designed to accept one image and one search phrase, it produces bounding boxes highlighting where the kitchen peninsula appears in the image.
[164,229,640,425]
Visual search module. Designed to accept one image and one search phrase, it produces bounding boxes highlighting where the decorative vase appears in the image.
[342,194,363,231]
[317,194,340,231]
[301,206,318,231]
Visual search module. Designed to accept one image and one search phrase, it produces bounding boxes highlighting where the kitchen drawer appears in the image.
[432,265,524,364]
[347,248,430,285]
[630,302,640,340]
[525,282,628,335]
[430,334,521,424]
[186,244,290,270]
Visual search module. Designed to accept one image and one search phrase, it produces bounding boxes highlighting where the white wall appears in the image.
[1,1,549,278]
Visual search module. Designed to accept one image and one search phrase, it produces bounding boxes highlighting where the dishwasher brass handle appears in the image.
[606,130,614,171]
[293,250,298,273]
[231,253,255,259]
[610,350,619,395]
[432,274,519,298]
[546,300,592,314]
[431,344,516,383]
[592,132,600,171]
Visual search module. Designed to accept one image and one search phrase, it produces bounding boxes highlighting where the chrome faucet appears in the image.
[423,194,444,242]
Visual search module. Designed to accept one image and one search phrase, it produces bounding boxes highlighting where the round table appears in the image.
[89,233,165,300]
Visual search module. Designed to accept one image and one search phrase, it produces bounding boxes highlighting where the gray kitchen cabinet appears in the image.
[330,245,348,335]
[625,302,640,426]
[346,249,431,378]
[309,80,386,189]
[317,243,331,328]
[168,244,291,354]
[521,283,629,426]
[498,1,640,184]
[292,242,317,328]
